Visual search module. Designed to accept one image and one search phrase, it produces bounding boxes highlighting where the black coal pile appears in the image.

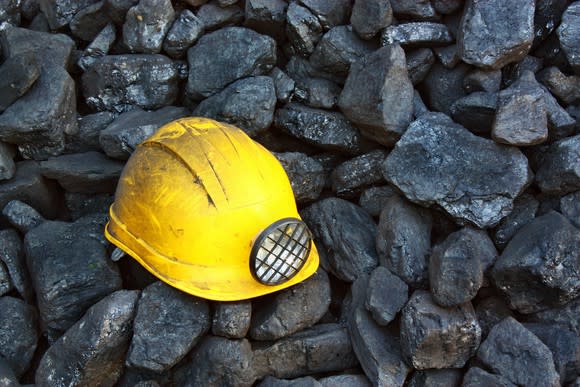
[0,0,579,386]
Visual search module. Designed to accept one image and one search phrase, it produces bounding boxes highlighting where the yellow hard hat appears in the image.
[104,117,319,301]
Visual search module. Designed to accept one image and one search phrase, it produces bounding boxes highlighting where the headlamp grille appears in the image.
[250,218,312,286]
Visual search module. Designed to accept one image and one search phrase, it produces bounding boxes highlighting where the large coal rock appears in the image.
[526,297,580,335]
[419,62,470,116]
[186,27,276,101]
[299,0,351,30]
[68,1,110,42]
[557,2,580,75]
[3,199,46,233]
[274,152,325,203]
[538,66,580,106]
[358,185,397,218]
[561,190,580,228]
[126,281,210,372]
[350,0,392,40]
[302,198,378,282]
[450,91,498,135]
[476,317,560,386]
[285,2,322,58]
[330,150,387,198]
[24,215,123,335]
[35,290,139,386]
[338,44,413,147]
[462,367,516,387]
[381,22,453,48]
[0,229,32,301]
[382,112,531,228]
[407,369,463,387]
[38,0,100,29]
[244,0,288,42]
[122,0,175,54]
[535,134,580,195]
[458,0,535,69]
[212,301,252,339]
[366,266,408,326]
[0,52,40,114]
[492,193,539,249]
[163,9,204,59]
[491,211,580,314]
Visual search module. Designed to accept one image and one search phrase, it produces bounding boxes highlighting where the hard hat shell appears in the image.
[104,117,319,301]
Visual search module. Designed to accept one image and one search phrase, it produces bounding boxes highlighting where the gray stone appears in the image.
[0,296,38,377]
[197,2,244,31]
[127,281,210,372]
[432,0,462,14]
[524,323,580,384]
[492,71,548,146]
[450,91,498,135]
[338,45,414,147]
[99,106,189,159]
[173,336,256,387]
[477,317,560,386]
[77,22,117,71]
[434,45,460,69]
[38,0,100,29]
[0,161,60,219]
[69,1,109,42]
[194,76,276,137]
[162,10,204,59]
[358,185,397,218]
[540,84,577,140]
[526,297,580,335]
[25,215,123,335]
[244,0,288,42]
[186,27,276,101]
[270,68,295,104]
[274,103,364,154]
[319,374,371,387]
[558,2,580,75]
[298,0,351,30]
[536,134,580,194]
[366,266,408,326]
[250,269,330,340]
[66,111,117,153]
[122,0,175,54]
[285,2,322,58]
[331,150,387,198]
[253,323,358,379]
[493,193,539,249]
[0,262,11,296]
[491,211,580,314]
[212,301,251,339]
[302,198,378,282]
[0,52,40,114]
[419,62,470,116]
[458,0,535,69]
[400,290,481,369]
[463,68,502,93]
[406,48,435,85]
[0,358,19,387]
[35,290,139,387]
[310,26,377,77]
[381,23,453,48]
[2,200,45,233]
[376,194,432,288]
[383,112,531,228]
[538,66,580,105]
[430,227,496,307]
[40,151,124,194]
[64,192,113,220]
[350,0,392,40]
[561,191,580,228]
[461,367,516,387]
[0,142,16,180]
[82,54,179,112]
[407,369,463,387]
[0,229,32,301]
[274,152,325,204]
[258,376,321,387]
[294,77,340,109]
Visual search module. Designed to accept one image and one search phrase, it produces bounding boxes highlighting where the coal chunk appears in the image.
[162,10,204,59]
[561,191,580,228]
[458,0,535,69]
[298,0,351,30]
[557,2,580,75]
[358,185,397,218]
[35,290,139,386]
[197,2,244,31]
[381,22,453,48]
[475,296,515,339]
[338,45,413,147]
[538,66,580,105]
[127,281,210,372]
[66,111,117,154]
[491,211,580,314]
[330,150,387,198]
[526,297,580,335]
[82,54,179,112]
[430,227,496,307]
[0,262,11,296]
[99,106,189,160]
[407,369,463,387]
[25,215,123,335]
[0,296,39,377]
[64,192,113,220]
[250,269,330,340]
[350,0,392,40]
[406,48,435,85]
[400,290,481,369]
[376,194,432,287]
[186,27,276,101]
[319,374,371,387]
[2,199,45,233]
[0,0,21,25]
[493,193,539,249]
[274,152,325,203]
[450,91,498,135]
[270,68,295,104]
[285,2,322,58]
[38,0,100,29]
[434,44,460,69]
[419,62,470,116]
[302,198,378,282]
[274,103,363,154]
[541,84,577,140]
[253,323,358,379]
[0,142,16,180]
[212,301,251,339]
[69,1,109,42]
[0,229,32,301]
[477,317,560,386]
[294,77,340,109]
[258,376,320,387]
[0,358,19,387]
[366,266,408,325]
[244,0,288,42]
[0,52,40,113]
[310,26,376,77]
[194,76,276,137]
[535,134,580,195]
[122,0,175,53]
[462,367,516,387]
[383,112,531,228]
[463,68,502,93]
[77,22,117,71]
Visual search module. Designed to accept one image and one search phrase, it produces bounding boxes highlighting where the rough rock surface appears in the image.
[163,9,204,59]
[285,2,322,58]
[274,152,325,203]
[212,301,252,339]
[0,296,38,377]
[450,91,498,135]
[381,23,453,48]
[561,191,580,228]
[358,185,397,218]
[462,367,516,387]
[535,134,580,195]
[0,142,16,180]
[382,113,531,228]
[122,0,175,54]
[330,150,387,198]
[493,193,539,248]
[0,52,40,114]
[350,0,392,40]
[0,229,32,301]
[557,2,580,74]
[244,0,288,42]
[2,199,45,233]
[365,266,408,326]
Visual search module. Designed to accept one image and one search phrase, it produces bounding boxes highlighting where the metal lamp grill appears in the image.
[250,218,312,286]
